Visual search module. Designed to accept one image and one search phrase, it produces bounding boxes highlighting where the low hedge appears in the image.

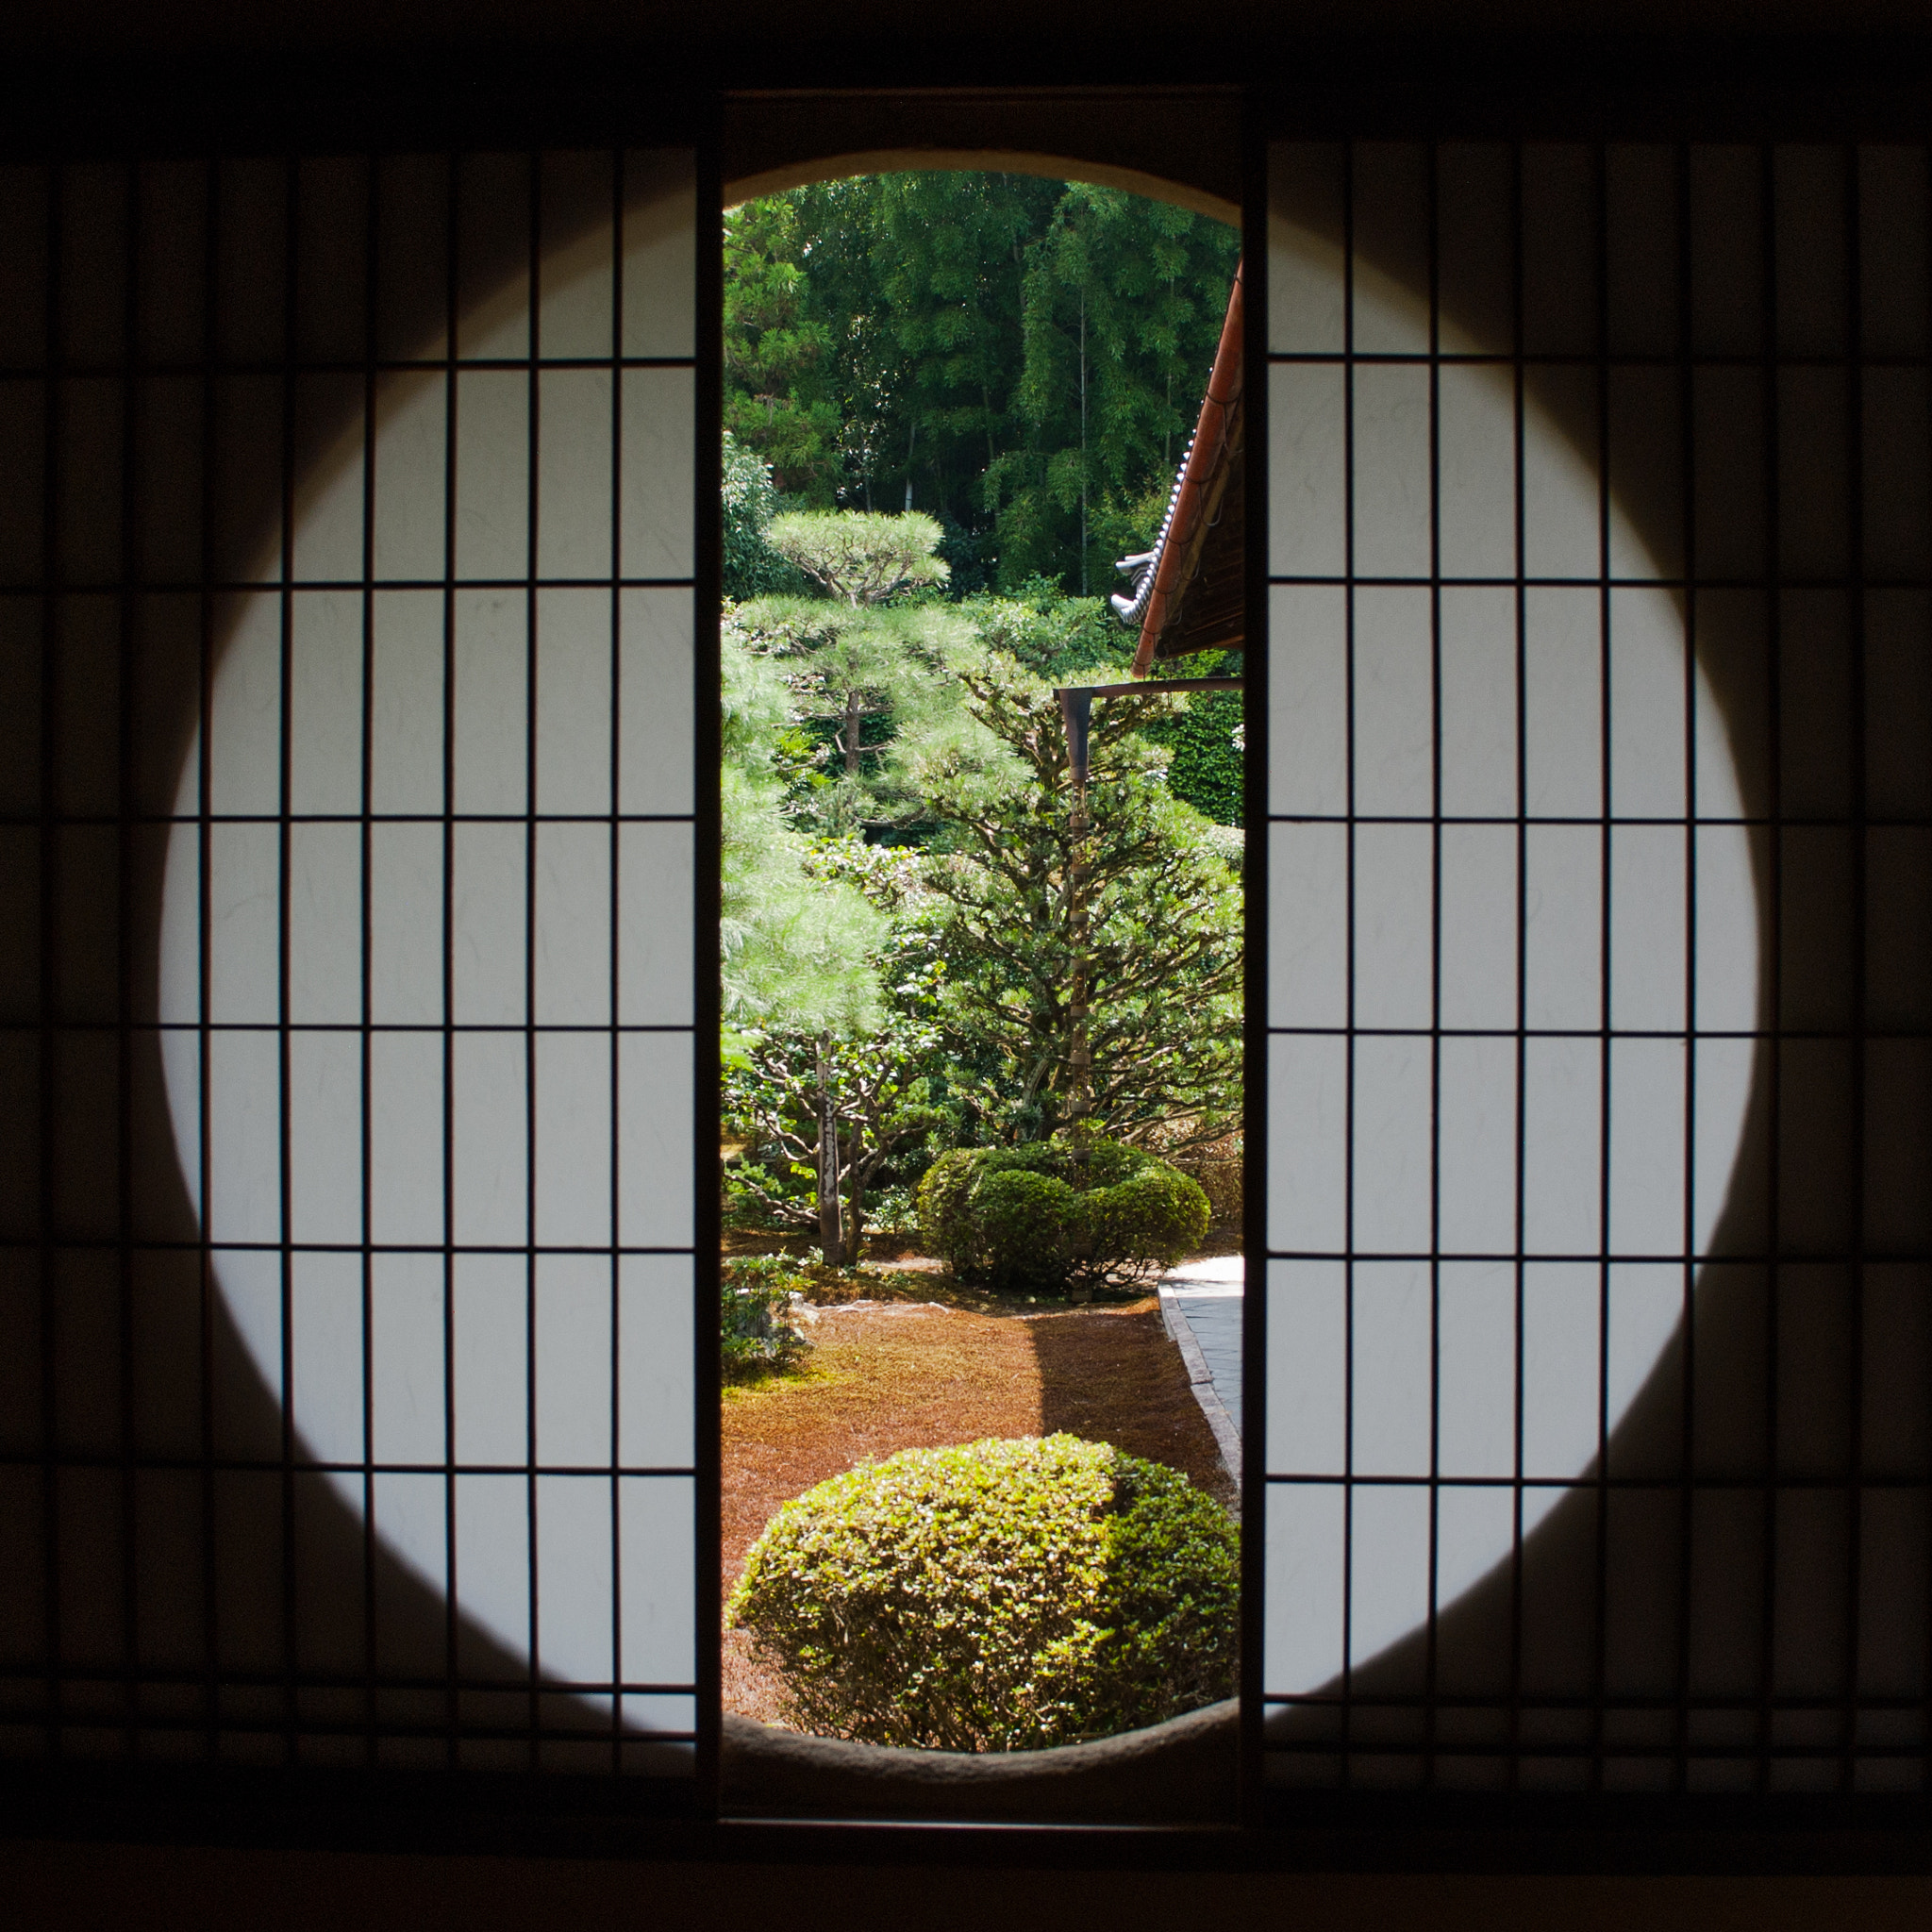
[726,1435,1238,1751]
[915,1136,1208,1292]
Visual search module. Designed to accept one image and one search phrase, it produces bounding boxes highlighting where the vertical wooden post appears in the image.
[815,1034,842,1267]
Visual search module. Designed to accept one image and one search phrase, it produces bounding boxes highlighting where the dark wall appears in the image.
[8,1838,1932,1930]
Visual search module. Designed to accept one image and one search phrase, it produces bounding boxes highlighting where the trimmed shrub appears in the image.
[915,1136,1208,1292]
[961,1167,1083,1282]
[721,1255,812,1379]
[726,1435,1238,1750]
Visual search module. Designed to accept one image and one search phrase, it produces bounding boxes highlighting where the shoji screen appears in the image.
[0,150,706,1774]
[1263,142,1932,1792]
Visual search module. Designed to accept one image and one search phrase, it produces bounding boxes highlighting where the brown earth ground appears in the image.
[720,1275,1237,1726]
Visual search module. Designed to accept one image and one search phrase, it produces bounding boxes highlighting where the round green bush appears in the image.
[726,1435,1239,1751]
[915,1136,1209,1292]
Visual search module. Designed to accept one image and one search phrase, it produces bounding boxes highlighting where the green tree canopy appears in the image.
[729,509,986,839]
[903,645,1243,1152]
[719,633,883,1041]
[722,431,806,602]
[722,173,1239,597]
[767,509,949,605]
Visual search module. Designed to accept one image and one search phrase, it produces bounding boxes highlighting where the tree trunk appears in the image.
[1078,288,1088,597]
[841,1181,865,1269]
[815,1038,842,1267]
[843,689,863,775]
[1068,770,1092,1189]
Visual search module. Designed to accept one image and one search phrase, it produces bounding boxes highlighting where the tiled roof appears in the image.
[1110,260,1245,676]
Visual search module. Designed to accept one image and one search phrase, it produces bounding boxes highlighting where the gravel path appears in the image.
[1158,1256,1245,1485]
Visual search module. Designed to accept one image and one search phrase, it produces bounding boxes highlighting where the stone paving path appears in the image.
[1157,1255,1244,1486]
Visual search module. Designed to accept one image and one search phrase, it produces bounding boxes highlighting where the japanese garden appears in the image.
[712,170,1249,1754]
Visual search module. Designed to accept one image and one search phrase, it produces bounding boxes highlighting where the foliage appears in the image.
[902,642,1243,1150]
[722,431,806,603]
[960,585,1132,684]
[724,926,952,1267]
[720,1256,813,1379]
[1137,656,1246,827]
[722,511,978,1263]
[719,579,891,1265]
[728,517,986,841]
[723,197,843,497]
[721,511,1245,1259]
[722,174,1239,595]
[726,1434,1239,1751]
[718,751,883,1044]
[916,1136,1208,1292]
[767,509,950,605]
[988,183,1241,595]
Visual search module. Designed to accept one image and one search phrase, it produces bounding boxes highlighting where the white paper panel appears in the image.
[535,1031,612,1246]
[1438,824,1517,1031]
[451,1032,528,1247]
[1351,365,1432,578]
[289,591,364,812]
[1437,1261,1516,1477]
[536,1255,613,1469]
[1265,1484,1346,1695]
[536,586,613,813]
[368,1032,443,1245]
[372,371,447,583]
[207,1030,280,1242]
[1350,1485,1432,1667]
[369,590,444,815]
[1269,367,1346,578]
[619,823,695,1024]
[623,152,697,360]
[450,823,526,1024]
[1266,145,1346,355]
[619,1254,695,1471]
[1437,362,1517,578]
[1436,1039,1518,1255]
[1352,1036,1432,1254]
[538,1476,614,1684]
[454,1253,529,1467]
[1353,823,1434,1028]
[621,1476,696,1686]
[1268,583,1347,817]
[1352,1261,1433,1476]
[621,367,694,579]
[1268,822,1347,1028]
[370,1252,444,1466]
[1353,587,1434,815]
[207,821,279,1024]
[534,822,611,1024]
[292,375,366,582]
[538,370,613,581]
[1268,1035,1347,1255]
[288,1030,360,1242]
[1521,1263,1600,1477]
[619,586,696,815]
[452,588,528,814]
[369,821,444,1024]
[540,151,616,359]
[454,371,529,581]
[619,1030,695,1247]
[291,1251,364,1466]
[1266,1260,1345,1476]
